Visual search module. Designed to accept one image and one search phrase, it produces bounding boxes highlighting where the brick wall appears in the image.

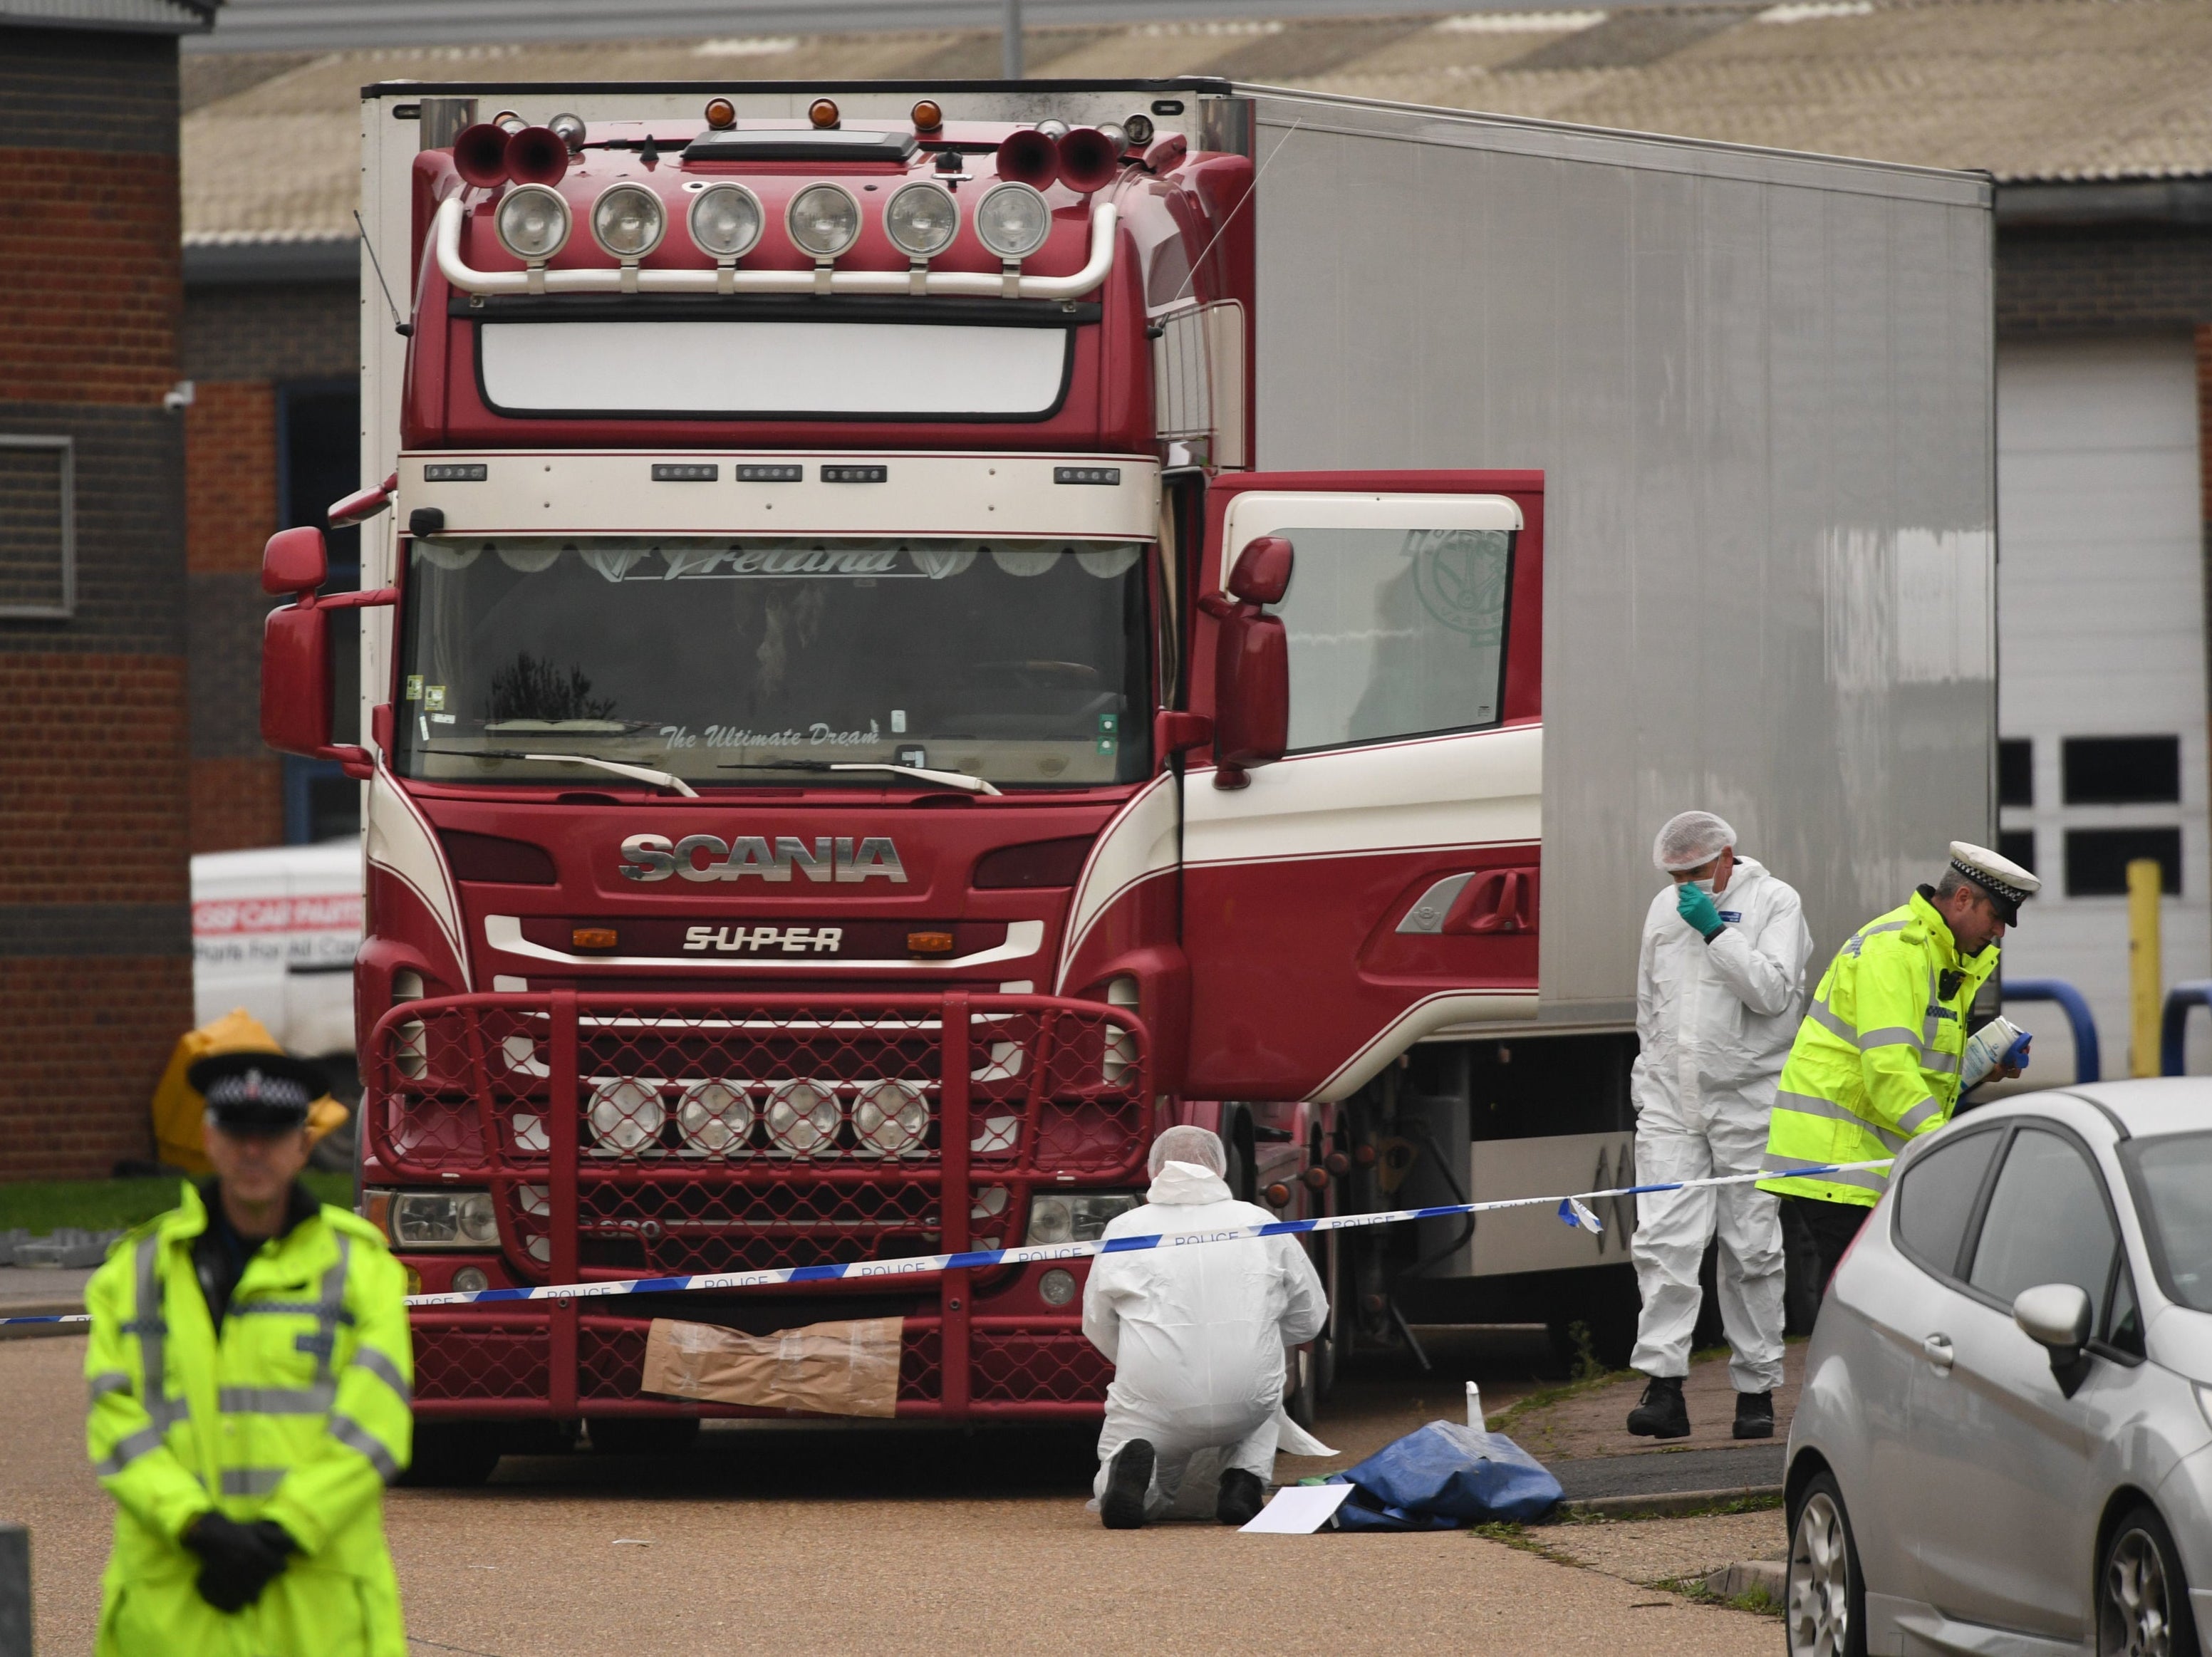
[0,25,189,1180]
[1996,227,2212,337]
[184,283,356,385]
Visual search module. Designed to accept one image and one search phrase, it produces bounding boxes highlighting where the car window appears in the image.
[2105,1264,2146,1359]
[1893,1128,2003,1279]
[1968,1128,2117,1308]
[2124,1131,2212,1313]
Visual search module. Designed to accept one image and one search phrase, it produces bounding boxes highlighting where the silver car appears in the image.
[1785,1080,2212,1656]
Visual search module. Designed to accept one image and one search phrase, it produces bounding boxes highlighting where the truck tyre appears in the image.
[588,1416,702,1455]
[398,1421,502,1487]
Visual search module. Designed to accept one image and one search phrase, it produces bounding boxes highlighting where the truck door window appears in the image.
[1270,526,1512,752]
[396,536,1151,789]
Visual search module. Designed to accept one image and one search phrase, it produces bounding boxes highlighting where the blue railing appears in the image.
[2003,979,2101,1084]
[2161,981,2212,1076]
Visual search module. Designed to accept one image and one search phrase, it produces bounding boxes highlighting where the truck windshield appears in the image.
[394,536,1151,789]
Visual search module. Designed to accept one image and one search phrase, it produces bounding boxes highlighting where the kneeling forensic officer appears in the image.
[86,1051,413,1656]
[1083,1125,1327,1529]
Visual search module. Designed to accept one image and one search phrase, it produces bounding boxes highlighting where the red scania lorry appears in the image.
[260,76,1995,1479]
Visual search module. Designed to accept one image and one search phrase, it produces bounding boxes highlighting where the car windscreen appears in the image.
[394,535,1150,789]
[2123,1131,2212,1311]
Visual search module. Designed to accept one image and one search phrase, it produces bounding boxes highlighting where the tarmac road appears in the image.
[3,1329,1777,1656]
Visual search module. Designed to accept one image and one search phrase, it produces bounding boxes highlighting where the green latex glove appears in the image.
[1676,881,1724,941]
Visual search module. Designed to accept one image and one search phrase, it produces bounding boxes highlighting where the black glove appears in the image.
[182,1512,293,1614]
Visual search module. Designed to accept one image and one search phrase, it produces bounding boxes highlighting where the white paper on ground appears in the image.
[1240,1483,1354,1534]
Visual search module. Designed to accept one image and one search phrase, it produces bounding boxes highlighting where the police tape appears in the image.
[0,1158,1891,1329]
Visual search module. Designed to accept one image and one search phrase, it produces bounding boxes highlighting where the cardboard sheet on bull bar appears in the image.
[641,1316,903,1418]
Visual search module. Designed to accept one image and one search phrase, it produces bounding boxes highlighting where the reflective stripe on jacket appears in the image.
[1757,888,1999,1209]
[85,1182,412,1657]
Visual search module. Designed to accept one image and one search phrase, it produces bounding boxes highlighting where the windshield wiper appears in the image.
[425,748,700,799]
[716,759,1001,796]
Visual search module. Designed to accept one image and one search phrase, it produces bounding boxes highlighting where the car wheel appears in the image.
[2101,1505,2198,1657]
[1787,1472,1867,1657]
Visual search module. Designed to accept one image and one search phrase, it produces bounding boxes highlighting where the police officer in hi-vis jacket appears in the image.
[85,1050,413,1656]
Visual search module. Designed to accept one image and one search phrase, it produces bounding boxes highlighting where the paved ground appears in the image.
[4,1326,1785,1656]
[0,1267,95,1314]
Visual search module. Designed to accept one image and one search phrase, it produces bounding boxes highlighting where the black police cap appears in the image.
[185,1050,324,1133]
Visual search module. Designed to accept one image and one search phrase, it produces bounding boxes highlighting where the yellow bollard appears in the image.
[2129,857,2164,1077]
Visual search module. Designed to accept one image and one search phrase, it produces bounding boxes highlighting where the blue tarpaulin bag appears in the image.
[1326,1421,1562,1529]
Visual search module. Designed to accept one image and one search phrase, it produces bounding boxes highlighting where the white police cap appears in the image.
[1948,840,2041,925]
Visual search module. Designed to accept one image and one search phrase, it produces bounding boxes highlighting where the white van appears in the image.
[191,837,363,1061]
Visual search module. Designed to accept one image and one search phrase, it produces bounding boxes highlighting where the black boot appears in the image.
[1626,1375,1691,1439]
[1216,1467,1267,1527]
[1099,1439,1156,1529]
[1733,1389,1775,1440]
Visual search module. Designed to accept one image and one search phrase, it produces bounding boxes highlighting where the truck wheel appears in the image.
[398,1422,502,1487]
[588,1416,702,1455]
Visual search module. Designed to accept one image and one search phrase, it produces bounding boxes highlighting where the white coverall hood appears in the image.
[1081,1175,1328,1520]
[1628,855,1814,1393]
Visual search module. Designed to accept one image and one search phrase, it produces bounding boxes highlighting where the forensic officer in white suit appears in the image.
[1624,811,1813,1443]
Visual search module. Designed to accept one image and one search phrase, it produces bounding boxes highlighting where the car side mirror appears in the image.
[2013,1282,2094,1397]
[262,525,328,596]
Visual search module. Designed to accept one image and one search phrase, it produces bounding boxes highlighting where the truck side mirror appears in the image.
[262,600,334,759]
[263,525,328,596]
[1227,536,1293,605]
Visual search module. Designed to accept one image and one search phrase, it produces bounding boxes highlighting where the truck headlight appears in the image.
[677,1080,753,1156]
[885,181,959,259]
[975,182,1049,260]
[689,182,763,259]
[1026,1191,1141,1245]
[786,183,861,259]
[378,1189,501,1250]
[496,182,571,261]
[766,1079,841,1156]
[591,182,665,259]
[589,1079,665,1155]
[853,1080,928,1158]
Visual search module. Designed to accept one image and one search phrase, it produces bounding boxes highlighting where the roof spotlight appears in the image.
[548,112,586,151]
[974,181,1052,261]
[809,98,840,130]
[885,180,960,260]
[492,110,526,134]
[703,97,737,130]
[591,181,666,259]
[494,182,572,261]
[688,181,764,259]
[911,99,944,133]
[786,182,861,260]
[1035,118,1070,142]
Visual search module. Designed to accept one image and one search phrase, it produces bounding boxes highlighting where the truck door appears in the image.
[1181,472,1543,1101]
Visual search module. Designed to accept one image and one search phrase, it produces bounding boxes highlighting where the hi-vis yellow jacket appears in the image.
[85,1183,412,1656]
[1758,887,2000,1209]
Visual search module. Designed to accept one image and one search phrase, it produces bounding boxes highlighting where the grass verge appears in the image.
[1654,1574,1785,1617]
[1485,1364,1631,1433]
[0,1172,355,1237]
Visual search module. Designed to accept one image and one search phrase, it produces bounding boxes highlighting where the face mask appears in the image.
[1691,878,1717,893]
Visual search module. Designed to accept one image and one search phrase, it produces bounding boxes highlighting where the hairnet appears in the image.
[1653,810,1737,873]
[1148,1124,1227,1179]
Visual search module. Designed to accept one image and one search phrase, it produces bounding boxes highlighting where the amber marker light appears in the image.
[809,98,840,129]
[572,927,619,950]
[911,99,943,133]
[704,97,736,130]
[906,931,955,955]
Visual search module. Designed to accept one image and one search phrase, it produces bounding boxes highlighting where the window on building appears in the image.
[2065,826,2181,897]
[2063,736,2180,805]
[1275,526,1513,752]
[278,385,362,842]
[1998,829,2035,876]
[1998,739,2032,807]
[0,435,73,620]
